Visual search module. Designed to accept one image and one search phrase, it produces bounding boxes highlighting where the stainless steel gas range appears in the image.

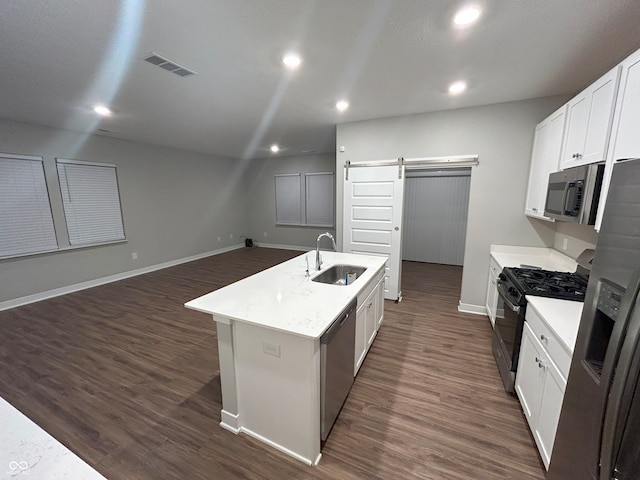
[492,255,592,393]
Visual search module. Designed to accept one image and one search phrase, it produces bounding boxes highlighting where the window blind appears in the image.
[275,173,302,225]
[305,172,334,227]
[0,154,58,257]
[57,159,125,245]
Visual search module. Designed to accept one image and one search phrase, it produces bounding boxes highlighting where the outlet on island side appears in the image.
[131,252,138,260]
[562,237,568,250]
[217,236,221,242]
[262,341,281,358]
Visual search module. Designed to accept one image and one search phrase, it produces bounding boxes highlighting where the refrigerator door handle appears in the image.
[599,269,640,480]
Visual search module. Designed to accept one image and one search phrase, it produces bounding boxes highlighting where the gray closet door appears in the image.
[402,172,470,265]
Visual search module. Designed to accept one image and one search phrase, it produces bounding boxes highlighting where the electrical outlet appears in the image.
[562,237,568,250]
[217,236,221,242]
[131,252,138,260]
[229,234,233,240]
[262,342,280,358]
[263,232,267,237]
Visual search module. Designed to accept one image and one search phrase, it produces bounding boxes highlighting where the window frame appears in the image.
[56,158,126,247]
[274,171,335,228]
[0,152,59,259]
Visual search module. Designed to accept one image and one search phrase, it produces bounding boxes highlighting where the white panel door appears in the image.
[343,164,404,301]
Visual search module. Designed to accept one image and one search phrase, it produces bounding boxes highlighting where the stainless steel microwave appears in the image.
[545,163,605,224]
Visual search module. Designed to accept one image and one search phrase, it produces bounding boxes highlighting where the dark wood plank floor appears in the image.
[0,249,544,479]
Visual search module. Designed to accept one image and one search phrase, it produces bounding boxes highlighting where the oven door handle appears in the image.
[498,290,521,313]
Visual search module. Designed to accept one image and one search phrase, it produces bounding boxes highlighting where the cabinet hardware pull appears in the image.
[540,334,546,341]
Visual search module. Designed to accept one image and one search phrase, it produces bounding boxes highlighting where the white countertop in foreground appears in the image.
[0,396,106,479]
[185,251,387,339]
[526,296,584,354]
[490,245,577,272]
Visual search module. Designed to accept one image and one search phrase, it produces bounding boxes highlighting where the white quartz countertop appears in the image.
[490,245,577,272]
[185,251,387,339]
[0,396,106,479]
[525,296,584,354]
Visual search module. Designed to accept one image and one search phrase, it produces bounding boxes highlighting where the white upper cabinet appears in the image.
[560,66,621,170]
[525,106,566,220]
[596,49,640,231]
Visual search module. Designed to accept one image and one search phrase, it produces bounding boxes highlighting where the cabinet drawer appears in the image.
[525,306,571,380]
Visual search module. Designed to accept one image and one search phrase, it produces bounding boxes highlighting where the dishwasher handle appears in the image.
[321,301,356,344]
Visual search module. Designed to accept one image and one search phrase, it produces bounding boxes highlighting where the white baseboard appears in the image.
[219,410,240,434]
[255,242,309,252]
[457,301,487,316]
[239,426,316,466]
[0,244,244,312]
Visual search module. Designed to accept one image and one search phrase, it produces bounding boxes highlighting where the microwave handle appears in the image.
[563,182,576,215]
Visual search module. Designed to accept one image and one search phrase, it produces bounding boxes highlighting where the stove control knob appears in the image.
[498,273,506,282]
[508,287,517,296]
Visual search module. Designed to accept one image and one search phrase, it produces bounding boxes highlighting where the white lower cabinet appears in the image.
[354,269,385,376]
[354,304,367,375]
[516,321,567,470]
[375,276,385,330]
[485,257,500,327]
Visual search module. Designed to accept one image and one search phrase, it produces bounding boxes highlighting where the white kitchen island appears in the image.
[185,250,387,465]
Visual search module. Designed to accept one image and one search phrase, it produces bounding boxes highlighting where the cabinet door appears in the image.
[525,106,566,220]
[561,67,621,169]
[561,93,590,168]
[364,290,377,348]
[515,323,546,428]
[354,305,366,376]
[375,277,384,330]
[485,267,498,326]
[525,122,549,217]
[535,358,566,469]
[596,49,640,231]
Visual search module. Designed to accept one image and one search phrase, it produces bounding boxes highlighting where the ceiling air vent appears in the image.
[144,52,196,78]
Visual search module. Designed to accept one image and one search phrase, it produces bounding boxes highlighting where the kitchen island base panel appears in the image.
[215,319,239,423]
[223,319,322,465]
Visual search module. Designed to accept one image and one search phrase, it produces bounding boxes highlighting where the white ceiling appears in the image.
[2,0,640,160]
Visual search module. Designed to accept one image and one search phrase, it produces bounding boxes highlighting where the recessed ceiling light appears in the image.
[336,100,349,112]
[282,53,302,69]
[453,5,482,27]
[93,105,112,116]
[270,144,280,153]
[448,81,467,95]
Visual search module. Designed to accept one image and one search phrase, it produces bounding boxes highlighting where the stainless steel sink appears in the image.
[312,264,367,285]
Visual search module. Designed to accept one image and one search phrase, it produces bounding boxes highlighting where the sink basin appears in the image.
[312,264,367,286]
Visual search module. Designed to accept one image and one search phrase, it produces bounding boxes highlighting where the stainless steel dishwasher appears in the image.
[320,299,357,441]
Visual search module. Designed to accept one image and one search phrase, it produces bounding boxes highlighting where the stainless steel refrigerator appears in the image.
[548,158,640,479]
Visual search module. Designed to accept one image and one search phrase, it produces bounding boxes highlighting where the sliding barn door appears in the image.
[343,164,404,301]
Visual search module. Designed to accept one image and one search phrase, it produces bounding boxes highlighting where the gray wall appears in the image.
[245,153,336,249]
[336,97,568,310]
[0,118,249,303]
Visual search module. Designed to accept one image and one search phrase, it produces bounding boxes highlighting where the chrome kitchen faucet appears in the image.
[316,232,337,270]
